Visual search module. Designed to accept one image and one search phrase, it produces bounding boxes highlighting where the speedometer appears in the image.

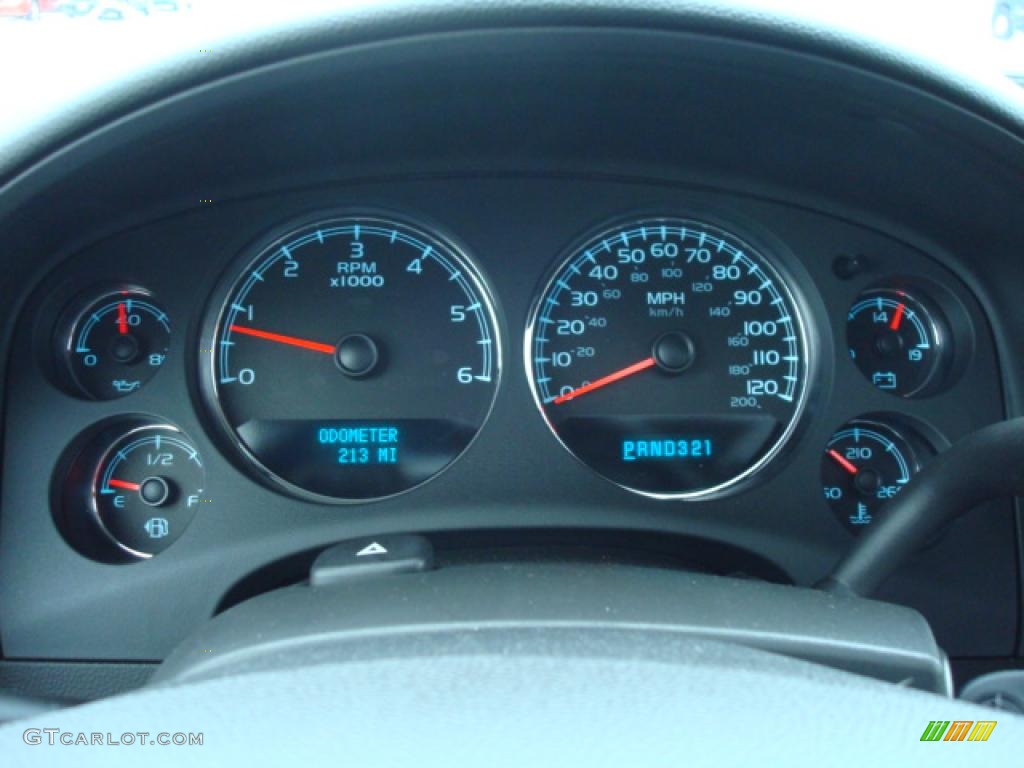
[525,216,810,499]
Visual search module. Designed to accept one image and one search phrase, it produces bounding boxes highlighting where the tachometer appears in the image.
[525,216,810,499]
[200,213,500,502]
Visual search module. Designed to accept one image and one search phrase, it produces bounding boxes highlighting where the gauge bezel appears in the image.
[196,209,503,505]
[523,212,816,501]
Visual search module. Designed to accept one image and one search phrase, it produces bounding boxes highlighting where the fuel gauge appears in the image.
[60,419,204,560]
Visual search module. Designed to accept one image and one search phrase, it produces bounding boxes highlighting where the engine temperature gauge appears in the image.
[821,418,934,533]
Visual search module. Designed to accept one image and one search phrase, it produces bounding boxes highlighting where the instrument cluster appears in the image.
[25,193,985,564]
[2,176,1011,661]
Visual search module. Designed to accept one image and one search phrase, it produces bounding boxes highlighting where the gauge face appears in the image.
[820,419,933,532]
[90,423,204,558]
[526,217,810,499]
[202,214,500,502]
[846,288,946,397]
[60,288,170,399]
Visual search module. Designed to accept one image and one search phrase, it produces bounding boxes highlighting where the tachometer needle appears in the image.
[108,479,141,491]
[117,302,128,335]
[553,356,656,405]
[826,449,859,476]
[889,302,905,331]
[229,324,336,355]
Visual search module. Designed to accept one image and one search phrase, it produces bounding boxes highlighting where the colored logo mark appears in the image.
[920,720,997,742]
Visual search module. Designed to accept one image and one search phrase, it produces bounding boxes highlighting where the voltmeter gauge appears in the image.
[57,287,170,400]
[846,288,948,398]
[61,419,204,560]
[821,418,935,533]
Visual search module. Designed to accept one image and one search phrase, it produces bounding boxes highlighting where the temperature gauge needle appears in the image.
[554,356,656,405]
[107,479,141,491]
[229,324,335,355]
[889,302,905,331]
[826,449,859,476]
[117,302,128,335]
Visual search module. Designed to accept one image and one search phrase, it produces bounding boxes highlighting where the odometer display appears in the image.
[202,214,500,502]
[526,217,809,499]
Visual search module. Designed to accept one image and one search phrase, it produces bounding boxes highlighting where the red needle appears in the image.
[827,449,859,476]
[117,302,128,335]
[889,302,905,331]
[108,479,141,491]
[229,324,335,355]
[553,356,657,405]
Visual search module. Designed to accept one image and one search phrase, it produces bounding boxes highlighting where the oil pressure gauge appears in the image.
[57,287,170,400]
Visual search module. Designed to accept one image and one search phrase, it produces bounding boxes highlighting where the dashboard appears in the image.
[0,9,1022,700]
[1,176,1015,662]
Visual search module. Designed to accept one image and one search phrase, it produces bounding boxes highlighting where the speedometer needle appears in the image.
[826,449,859,476]
[554,356,656,405]
[229,324,336,355]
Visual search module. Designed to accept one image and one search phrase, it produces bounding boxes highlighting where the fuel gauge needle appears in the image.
[107,479,141,491]
[826,449,859,476]
[553,356,656,404]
